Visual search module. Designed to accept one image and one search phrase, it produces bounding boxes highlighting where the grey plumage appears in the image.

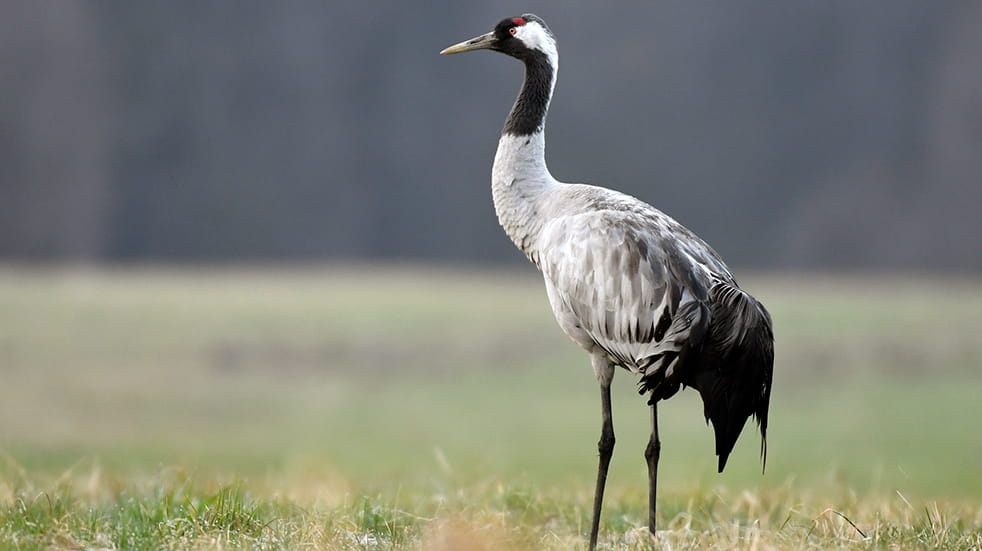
[533,182,773,470]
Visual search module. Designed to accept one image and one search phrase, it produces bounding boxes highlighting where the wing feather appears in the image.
[537,203,723,373]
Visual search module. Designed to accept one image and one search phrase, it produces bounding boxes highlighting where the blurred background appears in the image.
[2,1,981,269]
[1,0,980,503]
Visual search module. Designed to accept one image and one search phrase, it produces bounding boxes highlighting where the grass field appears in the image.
[0,265,980,550]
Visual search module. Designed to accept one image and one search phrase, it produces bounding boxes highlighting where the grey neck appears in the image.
[491,129,557,259]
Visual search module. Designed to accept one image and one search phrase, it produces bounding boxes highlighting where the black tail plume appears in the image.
[686,283,774,473]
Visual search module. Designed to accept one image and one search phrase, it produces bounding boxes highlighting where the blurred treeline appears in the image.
[2,1,980,270]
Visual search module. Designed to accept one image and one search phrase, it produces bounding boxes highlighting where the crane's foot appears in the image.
[622,526,667,549]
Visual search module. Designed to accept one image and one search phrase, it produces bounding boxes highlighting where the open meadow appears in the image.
[0,265,980,550]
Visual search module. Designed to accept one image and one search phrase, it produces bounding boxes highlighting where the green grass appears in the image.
[0,265,980,549]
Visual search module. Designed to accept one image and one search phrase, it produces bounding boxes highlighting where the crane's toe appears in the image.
[622,526,667,547]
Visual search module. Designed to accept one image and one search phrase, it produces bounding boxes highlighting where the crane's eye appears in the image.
[508,27,518,35]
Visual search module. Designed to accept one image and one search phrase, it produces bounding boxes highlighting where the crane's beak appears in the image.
[440,32,497,55]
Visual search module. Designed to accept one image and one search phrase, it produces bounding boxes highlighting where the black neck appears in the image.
[502,51,554,136]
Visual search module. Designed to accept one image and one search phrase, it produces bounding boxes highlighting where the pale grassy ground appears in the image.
[0,266,980,550]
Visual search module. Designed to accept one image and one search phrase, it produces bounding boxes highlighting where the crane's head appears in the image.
[440,14,557,64]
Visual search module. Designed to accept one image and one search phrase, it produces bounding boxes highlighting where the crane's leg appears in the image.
[644,399,661,535]
[589,358,615,551]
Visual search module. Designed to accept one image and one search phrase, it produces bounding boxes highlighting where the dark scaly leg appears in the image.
[644,399,661,535]
[589,360,615,551]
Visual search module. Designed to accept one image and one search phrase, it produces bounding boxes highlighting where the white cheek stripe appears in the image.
[515,22,559,71]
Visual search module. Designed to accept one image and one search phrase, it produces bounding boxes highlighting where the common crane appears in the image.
[441,14,774,549]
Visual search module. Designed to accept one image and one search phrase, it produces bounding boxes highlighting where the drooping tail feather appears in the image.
[692,282,773,472]
[641,282,773,473]
[691,366,763,473]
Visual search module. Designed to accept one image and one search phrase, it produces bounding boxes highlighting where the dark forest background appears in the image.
[2,1,980,270]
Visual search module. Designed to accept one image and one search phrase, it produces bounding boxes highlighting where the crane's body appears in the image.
[442,14,774,549]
